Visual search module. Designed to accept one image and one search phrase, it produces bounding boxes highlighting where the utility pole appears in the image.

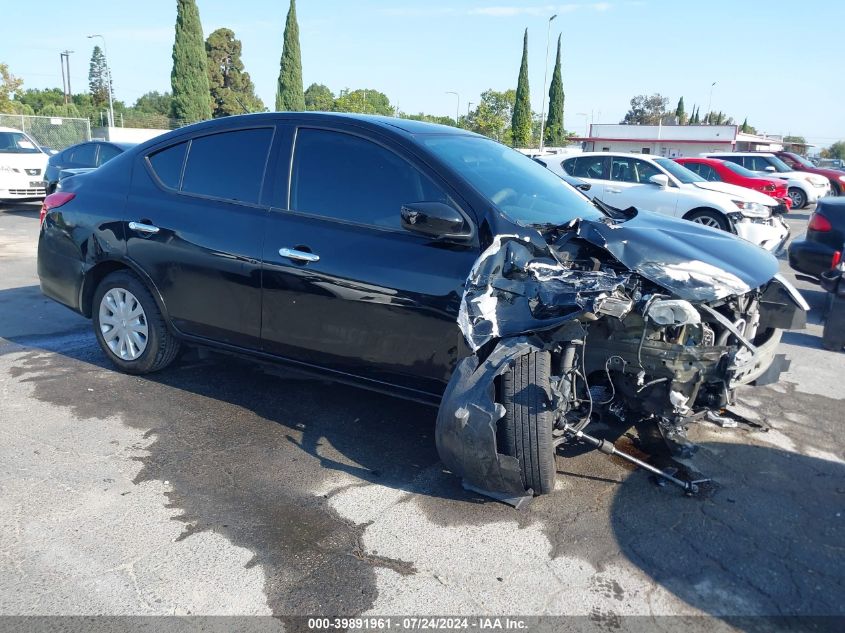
[538,14,558,152]
[60,54,67,105]
[446,91,460,127]
[60,50,73,105]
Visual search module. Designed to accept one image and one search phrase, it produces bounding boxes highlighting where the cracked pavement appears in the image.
[0,202,843,631]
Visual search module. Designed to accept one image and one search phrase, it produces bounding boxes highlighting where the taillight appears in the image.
[808,212,832,232]
[833,251,842,269]
[39,192,75,226]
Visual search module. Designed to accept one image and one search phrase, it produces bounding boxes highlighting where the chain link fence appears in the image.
[0,114,91,151]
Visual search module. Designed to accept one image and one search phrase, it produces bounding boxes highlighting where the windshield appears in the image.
[654,157,705,183]
[788,153,815,169]
[721,160,763,178]
[422,135,603,226]
[767,156,793,172]
[0,131,42,154]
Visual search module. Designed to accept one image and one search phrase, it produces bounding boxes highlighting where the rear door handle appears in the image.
[128,221,160,234]
[607,187,622,193]
[279,247,320,263]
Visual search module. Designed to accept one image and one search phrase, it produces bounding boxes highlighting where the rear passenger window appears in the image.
[148,142,188,189]
[290,128,450,229]
[69,144,97,167]
[181,128,273,204]
[567,156,609,179]
[97,144,122,166]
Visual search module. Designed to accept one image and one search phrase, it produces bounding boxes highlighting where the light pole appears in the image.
[88,34,115,128]
[538,13,558,152]
[706,81,716,124]
[446,91,460,127]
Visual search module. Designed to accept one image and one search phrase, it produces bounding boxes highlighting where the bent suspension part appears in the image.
[556,424,710,495]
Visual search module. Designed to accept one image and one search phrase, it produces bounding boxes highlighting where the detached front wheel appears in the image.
[93,271,180,374]
[497,350,557,494]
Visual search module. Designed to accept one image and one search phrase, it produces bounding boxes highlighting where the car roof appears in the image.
[576,151,664,160]
[128,112,482,156]
[707,151,776,157]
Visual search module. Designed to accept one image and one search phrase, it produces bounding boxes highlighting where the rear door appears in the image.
[259,124,479,395]
[605,156,679,216]
[124,125,274,348]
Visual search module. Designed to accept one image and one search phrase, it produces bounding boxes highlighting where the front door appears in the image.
[605,156,679,217]
[260,125,479,396]
[124,126,274,348]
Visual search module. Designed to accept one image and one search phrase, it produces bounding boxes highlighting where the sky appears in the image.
[4,0,844,150]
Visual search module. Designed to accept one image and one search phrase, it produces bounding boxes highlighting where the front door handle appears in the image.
[279,247,320,263]
[128,221,160,234]
[606,187,622,193]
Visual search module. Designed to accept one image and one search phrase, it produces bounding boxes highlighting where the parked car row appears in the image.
[0,128,133,203]
[535,151,790,253]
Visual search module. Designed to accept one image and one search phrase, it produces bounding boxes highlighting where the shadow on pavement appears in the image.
[611,441,844,628]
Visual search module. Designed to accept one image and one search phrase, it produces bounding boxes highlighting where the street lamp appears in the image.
[538,13,558,152]
[446,91,460,127]
[706,81,717,124]
[88,34,115,128]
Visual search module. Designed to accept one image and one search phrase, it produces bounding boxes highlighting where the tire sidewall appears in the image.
[687,210,729,232]
[92,272,164,374]
[788,187,807,209]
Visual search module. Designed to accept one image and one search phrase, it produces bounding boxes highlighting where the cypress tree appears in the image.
[741,117,749,133]
[544,34,564,146]
[88,46,111,109]
[511,29,531,148]
[170,0,212,122]
[276,0,305,111]
[675,96,685,124]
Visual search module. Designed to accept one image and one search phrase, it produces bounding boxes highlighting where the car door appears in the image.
[259,124,479,396]
[561,155,611,201]
[605,156,679,216]
[124,126,274,348]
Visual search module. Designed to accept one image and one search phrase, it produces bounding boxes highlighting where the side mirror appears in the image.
[649,174,670,188]
[764,165,777,173]
[401,202,470,239]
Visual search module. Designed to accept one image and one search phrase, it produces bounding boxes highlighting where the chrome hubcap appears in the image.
[99,288,148,360]
[693,216,721,228]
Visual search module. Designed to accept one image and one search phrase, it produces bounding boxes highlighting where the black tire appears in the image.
[829,182,840,197]
[92,270,180,374]
[788,187,807,210]
[685,209,730,232]
[497,350,556,494]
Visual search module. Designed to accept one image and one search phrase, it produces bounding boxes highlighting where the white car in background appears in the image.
[703,152,829,209]
[536,151,789,253]
[0,127,49,201]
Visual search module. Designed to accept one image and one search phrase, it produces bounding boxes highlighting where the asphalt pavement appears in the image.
[0,201,842,632]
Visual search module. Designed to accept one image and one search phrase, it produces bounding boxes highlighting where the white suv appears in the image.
[704,152,829,209]
[537,151,789,253]
[0,127,49,201]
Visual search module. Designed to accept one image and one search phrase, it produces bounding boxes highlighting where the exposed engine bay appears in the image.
[436,210,809,506]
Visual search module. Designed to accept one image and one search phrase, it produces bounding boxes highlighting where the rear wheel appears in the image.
[686,209,729,231]
[497,350,556,495]
[93,271,180,374]
[788,187,807,209]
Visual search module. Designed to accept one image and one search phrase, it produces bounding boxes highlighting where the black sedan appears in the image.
[36,113,806,502]
[44,141,134,194]
[788,197,845,278]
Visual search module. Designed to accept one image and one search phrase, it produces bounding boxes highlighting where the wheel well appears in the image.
[79,261,130,317]
[682,207,724,220]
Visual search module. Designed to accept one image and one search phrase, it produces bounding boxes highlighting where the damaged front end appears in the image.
[436,210,808,505]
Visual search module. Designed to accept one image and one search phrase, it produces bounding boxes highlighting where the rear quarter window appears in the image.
[148,142,188,189]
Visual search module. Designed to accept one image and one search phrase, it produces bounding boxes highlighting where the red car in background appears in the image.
[674,157,792,212]
[775,151,845,197]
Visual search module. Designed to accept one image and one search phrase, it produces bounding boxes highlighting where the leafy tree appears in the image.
[822,141,845,160]
[544,34,564,146]
[511,29,532,147]
[402,113,456,126]
[88,46,111,109]
[206,28,264,117]
[170,0,212,122]
[675,96,686,124]
[304,83,334,111]
[784,135,807,145]
[0,63,25,113]
[333,88,393,115]
[466,89,516,141]
[134,91,173,115]
[620,93,669,125]
[276,0,305,111]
